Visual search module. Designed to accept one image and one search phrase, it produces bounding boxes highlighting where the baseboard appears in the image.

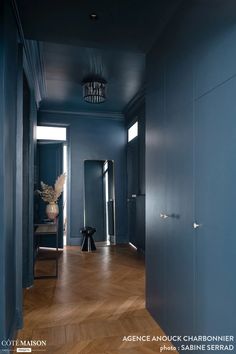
[68,237,131,247]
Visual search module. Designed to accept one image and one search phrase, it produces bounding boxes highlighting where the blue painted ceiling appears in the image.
[38,42,145,113]
[17,0,182,114]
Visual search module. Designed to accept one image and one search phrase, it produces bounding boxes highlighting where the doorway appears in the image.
[84,160,116,245]
[36,126,68,248]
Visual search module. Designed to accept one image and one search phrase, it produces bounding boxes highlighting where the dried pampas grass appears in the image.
[54,173,66,200]
[37,173,66,203]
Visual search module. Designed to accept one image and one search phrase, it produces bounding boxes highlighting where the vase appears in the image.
[46,202,59,220]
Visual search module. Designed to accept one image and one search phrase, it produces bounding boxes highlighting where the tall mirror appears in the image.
[84,160,116,246]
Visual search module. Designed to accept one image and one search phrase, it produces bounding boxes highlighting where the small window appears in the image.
[128,122,138,142]
[36,126,66,141]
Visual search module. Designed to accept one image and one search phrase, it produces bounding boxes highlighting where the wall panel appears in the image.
[146,85,167,327]
[195,78,236,335]
[146,0,236,345]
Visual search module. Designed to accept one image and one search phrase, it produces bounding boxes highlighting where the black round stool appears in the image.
[80,226,96,252]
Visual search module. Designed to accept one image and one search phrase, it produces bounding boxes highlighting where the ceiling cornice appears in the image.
[123,85,146,117]
[25,40,47,103]
[39,109,124,121]
[11,0,47,107]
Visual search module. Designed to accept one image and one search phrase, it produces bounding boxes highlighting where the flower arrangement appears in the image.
[37,173,66,203]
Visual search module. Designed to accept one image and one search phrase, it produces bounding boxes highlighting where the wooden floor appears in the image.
[17,245,178,354]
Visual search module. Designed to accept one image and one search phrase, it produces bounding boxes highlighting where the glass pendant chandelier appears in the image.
[82,77,107,104]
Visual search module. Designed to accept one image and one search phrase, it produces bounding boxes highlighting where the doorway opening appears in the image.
[36,126,68,247]
[84,160,116,246]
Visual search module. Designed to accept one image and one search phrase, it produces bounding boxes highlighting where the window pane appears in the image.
[128,122,138,142]
[36,126,66,141]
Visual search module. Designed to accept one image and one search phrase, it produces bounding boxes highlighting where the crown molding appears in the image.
[25,40,47,104]
[123,85,146,116]
[39,109,125,121]
[11,0,47,107]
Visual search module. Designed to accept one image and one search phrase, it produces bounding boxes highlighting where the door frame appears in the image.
[83,159,116,245]
[36,137,67,248]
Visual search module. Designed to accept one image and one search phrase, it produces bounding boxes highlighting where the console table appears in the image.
[34,222,59,279]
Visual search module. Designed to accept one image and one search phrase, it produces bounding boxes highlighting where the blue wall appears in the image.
[146,0,236,346]
[0,0,20,346]
[38,111,128,244]
[0,0,22,346]
[0,0,37,348]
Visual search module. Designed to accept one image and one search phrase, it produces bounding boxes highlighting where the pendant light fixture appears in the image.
[82,77,107,104]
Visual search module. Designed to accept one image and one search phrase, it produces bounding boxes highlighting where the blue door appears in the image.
[165,103,195,336]
[146,88,168,329]
[195,80,236,337]
[37,142,64,248]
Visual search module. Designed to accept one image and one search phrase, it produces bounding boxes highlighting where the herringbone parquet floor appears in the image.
[16,245,178,354]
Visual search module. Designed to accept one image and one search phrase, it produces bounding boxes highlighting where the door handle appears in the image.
[160,213,169,219]
[193,222,202,229]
